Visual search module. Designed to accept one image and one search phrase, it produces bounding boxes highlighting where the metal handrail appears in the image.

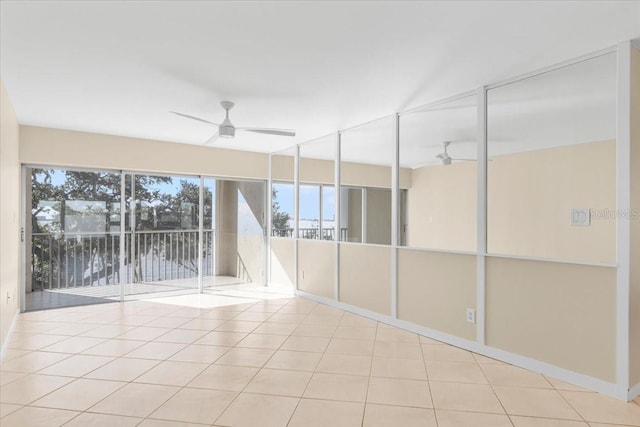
[31,229,215,291]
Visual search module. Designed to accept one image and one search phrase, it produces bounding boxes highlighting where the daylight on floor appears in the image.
[1,1,640,426]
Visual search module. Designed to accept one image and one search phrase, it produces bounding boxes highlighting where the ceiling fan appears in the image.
[170,101,296,145]
[435,141,476,165]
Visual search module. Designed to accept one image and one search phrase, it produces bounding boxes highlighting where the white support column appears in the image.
[361,188,367,243]
[294,145,300,290]
[266,154,273,286]
[477,87,488,346]
[119,172,126,302]
[335,132,341,301]
[129,173,136,293]
[391,113,400,319]
[198,176,204,293]
[20,166,28,312]
[616,40,631,398]
[319,184,324,240]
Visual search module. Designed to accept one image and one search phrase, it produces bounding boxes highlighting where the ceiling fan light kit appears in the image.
[170,100,295,144]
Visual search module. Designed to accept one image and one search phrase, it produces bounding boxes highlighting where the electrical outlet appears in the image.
[466,309,475,324]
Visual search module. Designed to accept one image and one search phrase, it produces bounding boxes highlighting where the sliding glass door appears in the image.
[26,167,266,311]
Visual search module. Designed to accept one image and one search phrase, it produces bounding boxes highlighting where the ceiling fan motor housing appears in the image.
[219,117,235,139]
[219,124,235,139]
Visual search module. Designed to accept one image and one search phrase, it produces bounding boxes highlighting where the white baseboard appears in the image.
[0,312,18,362]
[629,381,640,401]
[295,289,629,401]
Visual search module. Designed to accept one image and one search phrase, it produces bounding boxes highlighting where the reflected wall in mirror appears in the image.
[487,52,616,264]
[340,117,394,245]
[299,135,336,240]
[271,146,295,238]
[399,95,478,252]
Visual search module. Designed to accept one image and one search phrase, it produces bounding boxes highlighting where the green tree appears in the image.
[30,169,171,288]
[272,187,291,237]
[152,180,214,275]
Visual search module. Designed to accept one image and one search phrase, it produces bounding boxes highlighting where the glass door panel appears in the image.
[236,181,266,285]
[128,174,201,297]
[28,167,124,310]
[202,178,216,287]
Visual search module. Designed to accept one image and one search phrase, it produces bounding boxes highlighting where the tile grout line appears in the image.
[209,297,319,426]
[475,356,517,426]
[137,296,288,426]
[5,293,286,425]
[5,291,639,426]
[278,299,339,427]
[360,320,380,427]
[419,335,440,427]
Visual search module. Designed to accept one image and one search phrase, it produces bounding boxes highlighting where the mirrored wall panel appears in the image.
[487,52,617,264]
[340,117,394,245]
[271,146,295,238]
[299,134,336,240]
[399,95,478,252]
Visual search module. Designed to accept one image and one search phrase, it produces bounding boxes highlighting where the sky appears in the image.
[273,183,335,220]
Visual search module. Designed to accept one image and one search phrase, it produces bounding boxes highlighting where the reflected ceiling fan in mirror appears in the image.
[435,141,476,165]
[170,101,296,145]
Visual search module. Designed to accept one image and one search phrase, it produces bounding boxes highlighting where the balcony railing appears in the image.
[31,229,214,291]
[272,227,348,240]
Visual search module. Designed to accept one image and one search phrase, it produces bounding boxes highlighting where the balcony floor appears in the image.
[24,276,253,312]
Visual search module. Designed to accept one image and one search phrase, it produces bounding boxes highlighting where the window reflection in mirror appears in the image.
[271,147,295,238]
[340,117,394,245]
[298,135,336,240]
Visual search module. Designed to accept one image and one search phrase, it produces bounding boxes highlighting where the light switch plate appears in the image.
[571,208,591,226]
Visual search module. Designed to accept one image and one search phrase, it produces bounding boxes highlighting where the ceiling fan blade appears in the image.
[204,132,220,145]
[170,111,219,126]
[237,127,296,137]
[435,153,449,160]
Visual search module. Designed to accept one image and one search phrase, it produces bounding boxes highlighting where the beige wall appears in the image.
[407,161,477,252]
[20,126,269,180]
[486,257,616,382]
[1,80,20,350]
[406,140,616,262]
[272,153,411,189]
[215,181,238,277]
[342,161,390,188]
[488,140,616,264]
[339,243,391,315]
[346,189,362,242]
[237,182,266,284]
[215,181,265,283]
[270,238,295,287]
[271,154,294,182]
[297,239,334,299]
[343,162,411,190]
[366,188,392,245]
[300,157,334,184]
[630,46,640,387]
[398,249,476,341]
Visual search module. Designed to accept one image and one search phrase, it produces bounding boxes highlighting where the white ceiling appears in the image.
[1,1,639,156]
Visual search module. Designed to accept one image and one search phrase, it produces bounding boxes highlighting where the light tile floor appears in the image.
[1,285,639,427]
